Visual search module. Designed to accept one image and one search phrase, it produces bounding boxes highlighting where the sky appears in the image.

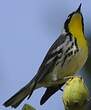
[0,0,91,110]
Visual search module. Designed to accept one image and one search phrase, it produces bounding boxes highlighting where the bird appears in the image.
[3,4,88,108]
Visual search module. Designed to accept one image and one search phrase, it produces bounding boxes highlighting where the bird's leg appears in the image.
[56,75,75,91]
[63,76,74,81]
[63,75,82,81]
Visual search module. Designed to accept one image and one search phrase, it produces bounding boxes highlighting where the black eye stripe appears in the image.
[74,38,79,52]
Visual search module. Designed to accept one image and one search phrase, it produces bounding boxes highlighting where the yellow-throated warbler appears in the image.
[3,4,88,108]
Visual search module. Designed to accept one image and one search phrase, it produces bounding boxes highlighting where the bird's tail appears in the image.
[3,80,36,108]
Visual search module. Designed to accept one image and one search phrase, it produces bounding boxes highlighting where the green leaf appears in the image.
[22,104,36,110]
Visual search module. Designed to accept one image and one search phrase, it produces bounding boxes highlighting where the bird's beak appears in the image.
[76,3,82,13]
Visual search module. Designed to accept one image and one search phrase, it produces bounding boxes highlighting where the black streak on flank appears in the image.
[74,38,79,54]
[61,51,73,67]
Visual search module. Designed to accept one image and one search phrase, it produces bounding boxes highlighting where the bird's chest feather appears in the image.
[47,40,88,84]
[52,42,88,81]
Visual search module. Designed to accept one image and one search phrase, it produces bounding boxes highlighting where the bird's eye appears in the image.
[67,15,70,20]
[67,12,74,20]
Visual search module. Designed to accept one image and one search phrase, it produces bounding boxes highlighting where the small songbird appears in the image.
[3,4,88,108]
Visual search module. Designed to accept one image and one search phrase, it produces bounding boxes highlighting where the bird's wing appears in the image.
[34,33,70,82]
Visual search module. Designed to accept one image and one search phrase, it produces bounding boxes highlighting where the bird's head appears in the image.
[64,4,84,36]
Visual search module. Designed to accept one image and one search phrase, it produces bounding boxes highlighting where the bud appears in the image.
[22,104,36,110]
[63,76,89,110]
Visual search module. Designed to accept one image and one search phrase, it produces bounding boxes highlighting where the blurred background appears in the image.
[0,0,91,110]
